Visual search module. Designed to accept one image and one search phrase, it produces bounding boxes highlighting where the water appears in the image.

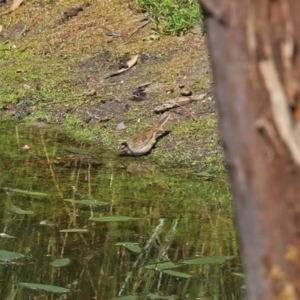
[0,122,244,300]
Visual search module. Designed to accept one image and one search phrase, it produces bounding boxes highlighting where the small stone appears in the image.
[116,122,126,130]
[85,89,96,96]
[180,89,192,96]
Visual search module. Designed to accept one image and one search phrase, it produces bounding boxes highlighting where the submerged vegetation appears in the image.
[0,122,241,299]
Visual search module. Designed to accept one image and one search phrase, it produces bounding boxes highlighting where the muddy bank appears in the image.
[0,0,223,171]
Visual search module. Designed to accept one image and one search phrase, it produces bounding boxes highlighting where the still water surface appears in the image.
[0,122,244,300]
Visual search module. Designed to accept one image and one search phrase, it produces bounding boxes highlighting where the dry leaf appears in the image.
[106,54,139,78]
[10,0,24,11]
[1,0,24,15]
[126,54,139,68]
[21,145,31,150]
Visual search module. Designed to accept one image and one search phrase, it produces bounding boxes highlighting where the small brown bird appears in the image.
[118,114,171,156]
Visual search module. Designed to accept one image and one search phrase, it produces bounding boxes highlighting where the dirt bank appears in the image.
[0,0,223,171]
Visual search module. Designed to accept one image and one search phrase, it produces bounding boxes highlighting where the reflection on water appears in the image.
[0,122,244,300]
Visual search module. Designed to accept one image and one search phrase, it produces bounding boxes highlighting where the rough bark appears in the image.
[199,0,300,299]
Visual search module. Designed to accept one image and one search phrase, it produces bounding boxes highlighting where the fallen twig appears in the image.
[174,102,199,122]
[123,18,151,44]
[154,93,207,113]
[102,26,126,38]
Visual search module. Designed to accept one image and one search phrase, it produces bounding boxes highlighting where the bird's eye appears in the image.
[120,143,127,149]
[119,143,129,154]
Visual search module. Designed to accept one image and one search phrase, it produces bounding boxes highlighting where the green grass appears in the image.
[135,0,203,35]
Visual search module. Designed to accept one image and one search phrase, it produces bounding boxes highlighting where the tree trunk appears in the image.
[199,0,300,299]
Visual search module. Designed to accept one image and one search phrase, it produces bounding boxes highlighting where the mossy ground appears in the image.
[0,0,223,172]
